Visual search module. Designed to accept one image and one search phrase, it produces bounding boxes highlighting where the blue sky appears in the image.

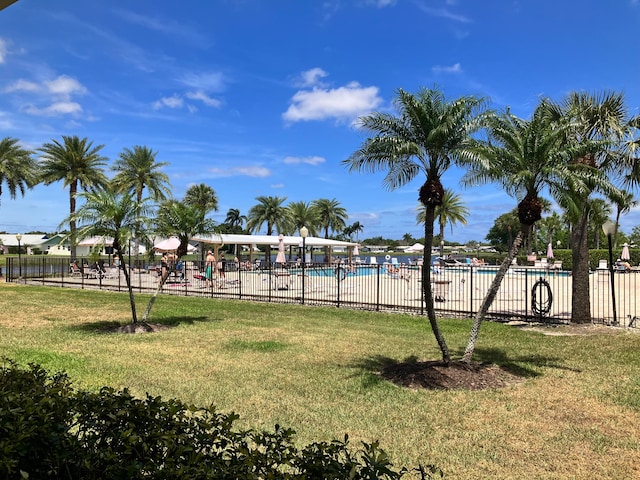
[1,0,639,243]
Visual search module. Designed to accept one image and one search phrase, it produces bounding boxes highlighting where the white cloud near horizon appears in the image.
[23,101,83,116]
[283,81,383,123]
[283,155,326,166]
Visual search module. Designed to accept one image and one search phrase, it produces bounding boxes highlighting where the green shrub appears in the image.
[0,359,442,479]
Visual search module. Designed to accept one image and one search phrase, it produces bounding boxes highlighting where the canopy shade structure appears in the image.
[192,234,358,249]
[405,242,425,253]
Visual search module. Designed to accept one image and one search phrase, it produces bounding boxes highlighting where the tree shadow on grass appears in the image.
[70,315,215,334]
[353,349,577,391]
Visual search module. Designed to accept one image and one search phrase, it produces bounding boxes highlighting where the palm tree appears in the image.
[184,183,219,215]
[417,189,468,256]
[142,200,216,322]
[112,145,172,265]
[287,201,318,235]
[546,91,631,324]
[459,99,607,362]
[0,138,38,207]
[588,198,612,250]
[246,196,289,264]
[65,189,153,323]
[311,198,347,239]
[350,221,364,242]
[39,136,109,259]
[612,190,637,248]
[343,87,485,364]
[224,208,247,231]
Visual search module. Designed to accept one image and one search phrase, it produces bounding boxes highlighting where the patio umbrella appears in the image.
[353,244,359,256]
[621,243,630,261]
[546,242,554,259]
[275,234,286,264]
[406,242,425,253]
[154,237,195,253]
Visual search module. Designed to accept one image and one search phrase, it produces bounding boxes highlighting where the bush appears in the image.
[0,359,442,479]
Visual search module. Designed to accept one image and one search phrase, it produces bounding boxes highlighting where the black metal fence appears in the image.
[4,257,638,328]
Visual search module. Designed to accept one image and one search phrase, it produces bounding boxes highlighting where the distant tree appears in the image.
[184,183,219,215]
[65,189,153,323]
[39,136,109,259]
[247,196,289,264]
[612,190,637,248]
[287,201,318,236]
[311,198,347,239]
[0,137,38,207]
[224,208,247,231]
[587,198,611,250]
[417,189,468,257]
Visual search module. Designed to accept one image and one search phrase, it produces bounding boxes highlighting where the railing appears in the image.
[4,257,638,328]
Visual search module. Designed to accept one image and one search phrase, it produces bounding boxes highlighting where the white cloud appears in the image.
[23,101,83,116]
[208,166,271,178]
[179,72,226,92]
[185,90,222,108]
[270,183,285,189]
[431,62,463,74]
[45,75,87,99]
[283,155,326,166]
[283,82,383,123]
[153,94,184,109]
[295,67,328,88]
[3,79,40,93]
[364,0,397,7]
[415,5,471,23]
[0,38,7,64]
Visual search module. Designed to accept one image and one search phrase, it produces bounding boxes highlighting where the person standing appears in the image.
[205,250,215,288]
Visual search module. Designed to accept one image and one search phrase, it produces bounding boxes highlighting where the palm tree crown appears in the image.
[184,183,219,215]
[246,196,289,235]
[112,145,171,203]
[0,137,37,206]
[311,198,347,239]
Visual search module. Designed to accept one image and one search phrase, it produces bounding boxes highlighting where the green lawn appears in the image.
[1,282,639,479]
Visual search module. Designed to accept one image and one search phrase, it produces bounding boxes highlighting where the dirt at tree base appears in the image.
[113,322,172,334]
[381,360,525,391]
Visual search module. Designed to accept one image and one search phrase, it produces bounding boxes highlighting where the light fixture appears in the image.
[300,226,308,304]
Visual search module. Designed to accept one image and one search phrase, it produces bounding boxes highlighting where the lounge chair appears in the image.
[370,257,378,265]
[69,263,83,277]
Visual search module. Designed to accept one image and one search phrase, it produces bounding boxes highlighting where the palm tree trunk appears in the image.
[70,181,78,260]
[141,266,173,323]
[423,205,450,365]
[115,247,137,323]
[571,211,592,323]
[462,224,531,363]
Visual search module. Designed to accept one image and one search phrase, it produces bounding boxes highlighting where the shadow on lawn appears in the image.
[353,349,578,391]
[70,315,215,334]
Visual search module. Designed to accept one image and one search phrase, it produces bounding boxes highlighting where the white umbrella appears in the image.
[154,237,195,253]
[353,244,359,256]
[405,242,424,253]
[546,242,554,259]
[621,243,630,261]
[275,234,286,264]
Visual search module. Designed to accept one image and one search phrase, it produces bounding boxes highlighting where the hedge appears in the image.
[0,359,442,479]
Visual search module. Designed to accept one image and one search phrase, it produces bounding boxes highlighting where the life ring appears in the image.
[334,266,347,281]
[385,254,391,261]
[531,277,553,317]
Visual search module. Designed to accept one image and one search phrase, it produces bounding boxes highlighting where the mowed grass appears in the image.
[1,282,639,479]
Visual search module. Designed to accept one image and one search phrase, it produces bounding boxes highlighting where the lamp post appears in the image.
[602,220,618,325]
[557,239,561,250]
[16,233,22,279]
[300,226,308,305]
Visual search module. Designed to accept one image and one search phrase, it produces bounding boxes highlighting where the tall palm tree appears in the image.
[311,198,347,239]
[65,189,153,323]
[350,221,364,242]
[612,190,637,248]
[546,91,631,324]
[224,208,247,231]
[287,201,318,235]
[459,99,606,362]
[39,136,109,259]
[112,145,172,265]
[417,189,469,256]
[246,196,289,264]
[343,87,485,364]
[0,137,38,207]
[184,183,219,215]
[142,200,216,322]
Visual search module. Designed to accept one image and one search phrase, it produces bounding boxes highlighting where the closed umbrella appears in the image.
[621,243,630,261]
[546,242,554,259]
[353,244,359,256]
[275,234,286,264]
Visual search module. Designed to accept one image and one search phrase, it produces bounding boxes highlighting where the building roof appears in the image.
[192,234,357,248]
[0,234,50,247]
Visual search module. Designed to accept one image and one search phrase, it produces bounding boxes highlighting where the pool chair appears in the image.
[369,256,378,265]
